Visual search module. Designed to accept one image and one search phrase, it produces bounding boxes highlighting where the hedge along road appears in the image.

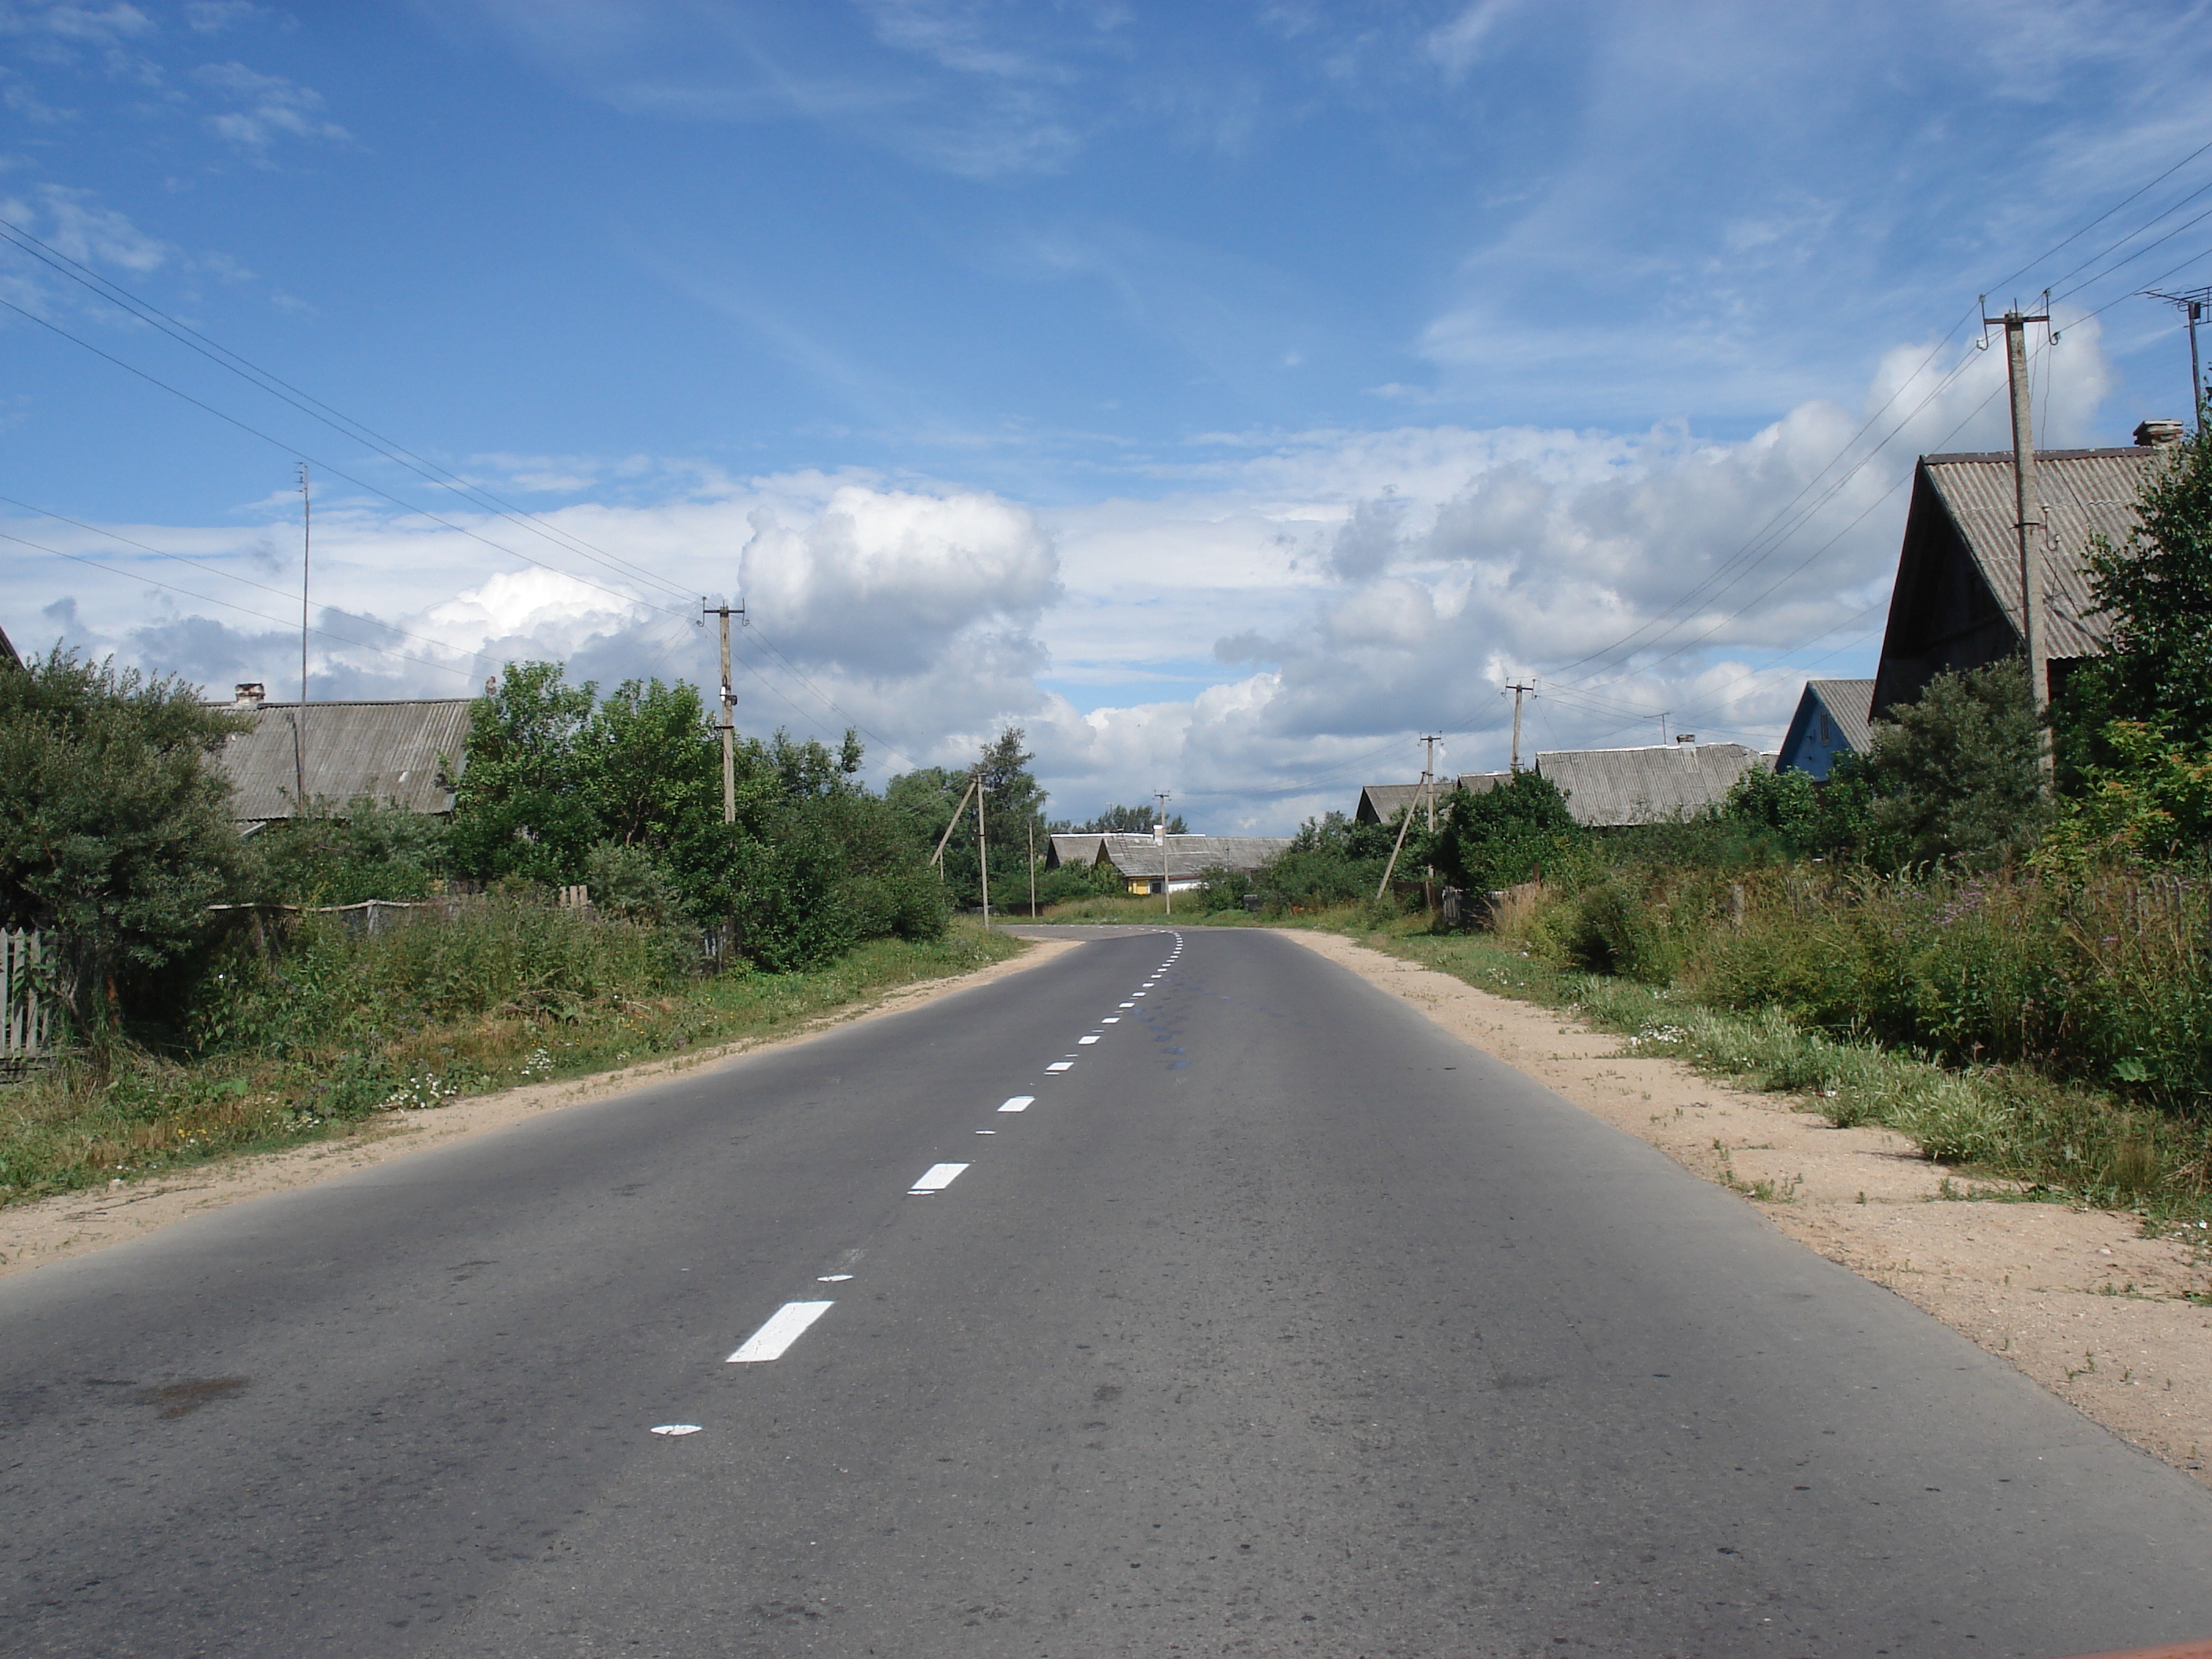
[2,927,2211,1657]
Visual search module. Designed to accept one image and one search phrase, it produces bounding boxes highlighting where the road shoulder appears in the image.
[1282,926,2212,1490]
[0,934,1080,1280]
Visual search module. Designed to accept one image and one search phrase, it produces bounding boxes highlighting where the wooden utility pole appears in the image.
[295,462,311,810]
[932,772,978,868]
[1154,790,1173,916]
[702,599,743,822]
[1375,740,1432,902]
[1986,299,2055,797]
[1506,682,1532,773]
[976,773,991,928]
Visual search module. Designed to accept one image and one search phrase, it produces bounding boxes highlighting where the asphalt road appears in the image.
[5,925,2212,1658]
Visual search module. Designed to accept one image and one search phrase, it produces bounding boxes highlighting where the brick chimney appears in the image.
[2133,419,2186,448]
[233,682,266,708]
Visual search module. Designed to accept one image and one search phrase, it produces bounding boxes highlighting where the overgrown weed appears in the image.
[0,915,1019,1206]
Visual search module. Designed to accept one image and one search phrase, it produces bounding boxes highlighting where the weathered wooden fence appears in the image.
[2,927,51,1061]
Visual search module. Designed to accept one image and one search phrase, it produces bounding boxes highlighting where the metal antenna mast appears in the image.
[295,462,310,810]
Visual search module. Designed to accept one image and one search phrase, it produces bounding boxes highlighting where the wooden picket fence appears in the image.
[2,927,51,1061]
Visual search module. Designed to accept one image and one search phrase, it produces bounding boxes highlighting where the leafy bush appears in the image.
[1555,877,1675,981]
[1433,770,1588,892]
[254,800,451,906]
[0,648,251,1036]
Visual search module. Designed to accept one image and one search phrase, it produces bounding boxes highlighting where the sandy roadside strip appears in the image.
[0,936,1079,1280]
[1282,928,2212,1491]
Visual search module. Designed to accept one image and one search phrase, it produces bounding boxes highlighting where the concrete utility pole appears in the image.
[1655,711,1671,746]
[1505,683,1532,774]
[2147,287,2212,429]
[976,772,992,928]
[702,599,744,823]
[295,462,310,810]
[1153,791,1173,916]
[1027,819,1037,920]
[1985,298,2056,797]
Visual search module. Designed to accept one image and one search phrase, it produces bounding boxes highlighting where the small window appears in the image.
[1819,714,1831,745]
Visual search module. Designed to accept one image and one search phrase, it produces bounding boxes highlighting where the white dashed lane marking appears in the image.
[998,1095,1035,1112]
[727,1300,835,1363]
[1079,1035,1101,1044]
[910,1162,969,1193]
[1046,1060,1074,1071]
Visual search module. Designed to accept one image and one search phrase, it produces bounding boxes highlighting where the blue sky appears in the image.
[5,1,2212,829]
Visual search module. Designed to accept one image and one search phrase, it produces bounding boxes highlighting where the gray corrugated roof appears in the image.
[1806,679,1876,753]
[1095,833,1292,878]
[1355,772,1510,823]
[1533,743,1770,827]
[1921,448,2161,657]
[1046,833,1106,869]
[213,698,474,822]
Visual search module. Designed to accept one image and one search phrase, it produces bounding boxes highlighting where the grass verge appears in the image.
[1262,910,2212,1232]
[0,919,1024,1207]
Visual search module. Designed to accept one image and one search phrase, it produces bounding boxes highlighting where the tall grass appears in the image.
[1363,881,2212,1222]
[0,911,1020,1206]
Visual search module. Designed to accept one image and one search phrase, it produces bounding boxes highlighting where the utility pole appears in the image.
[1375,738,1432,902]
[1505,683,1532,773]
[976,771,991,928]
[1655,711,1670,746]
[1027,819,1037,920]
[1154,790,1173,917]
[932,772,979,868]
[1985,297,2056,797]
[295,462,310,810]
[1419,732,1441,885]
[2147,287,2212,428]
[702,599,744,823]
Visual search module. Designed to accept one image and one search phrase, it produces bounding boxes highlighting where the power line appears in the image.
[0,215,695,604]
[0,494,509,675]
[0,292,690,626]
[0,527,481,682]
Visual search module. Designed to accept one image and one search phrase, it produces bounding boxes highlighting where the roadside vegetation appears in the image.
[0,652,1049,1205]
[1180,422,2212,1225]
[0,916,1016,1205]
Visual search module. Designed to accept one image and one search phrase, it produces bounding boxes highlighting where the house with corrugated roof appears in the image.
[1353,774,1510,825]
[1870,431,2173,720]
[1358,745,1771,831]
[1778,679,1875,780]
[210,683,474,826]
[1046,831,1293,894]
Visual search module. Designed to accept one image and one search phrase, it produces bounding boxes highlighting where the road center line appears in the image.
[727,1300,834,1363]
[1046,1060,1075,1071]
[1101,1017,1120,1024]
[1079,1034,1101,1044]
[998,1095,1035,1111]
[910,1162,969,1192]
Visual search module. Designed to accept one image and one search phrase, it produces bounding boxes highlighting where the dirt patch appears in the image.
[1284,928,2212,1489]
[0,936,1078,1280]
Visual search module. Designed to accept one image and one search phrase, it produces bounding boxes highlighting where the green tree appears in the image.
[1432,770,1586,892]
[2076,419,2212,748]
[0,649,250,1035]
[1858,659,2044,868]
[885,726,1050,909]
[446,661,600,884]
[1075,803,1188,833]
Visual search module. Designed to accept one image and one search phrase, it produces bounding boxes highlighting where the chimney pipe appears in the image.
[233,682,266,708]
[2134,419,2186,448]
